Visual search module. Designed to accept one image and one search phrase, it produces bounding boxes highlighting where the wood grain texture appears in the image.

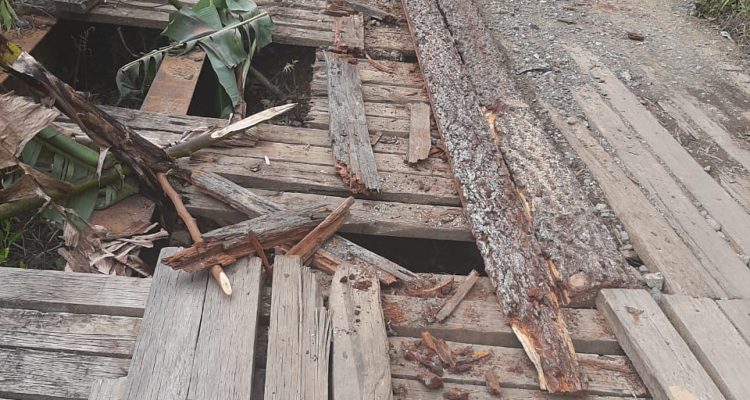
[0,308,139,357]
[434,269,479,322]
[53,0,100,13]
[187,257,264,400]
[407,102,431,164]
[0,347,129,400]
[124,247,208,400]
[0,267,150,317]
[597,289,725,400]
[89,377,126,400]
[325,51,381,193]
[331,264,393,400]
[141,51,205,115]
[264,255,331,400]
[662,295,750,400]
[717,299,750,345]
[401,0,584,391]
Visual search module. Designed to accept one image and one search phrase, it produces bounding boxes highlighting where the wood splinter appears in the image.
[434,270,479,322]
[285,196,355,263]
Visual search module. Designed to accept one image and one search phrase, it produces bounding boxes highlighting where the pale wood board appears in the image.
[597,289,725,400]
[572,87,750,298]
[141,51,205,115]
[716,299,750,345]
[389,336,646,397]
[407,102,432,163]
[264,255,331,400]
[0,267,150,317]
[89,377,126,400]
[123,247,208,400]
[187,257,264,400]
[331,264,393,400]
[662,295,750,400]
[0,308,139,357]
[381,294,621,355]
[0,347,129,399]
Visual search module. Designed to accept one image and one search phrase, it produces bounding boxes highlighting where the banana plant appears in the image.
[0,0,17,32]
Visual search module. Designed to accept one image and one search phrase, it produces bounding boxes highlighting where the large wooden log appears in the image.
[400,0,586,392]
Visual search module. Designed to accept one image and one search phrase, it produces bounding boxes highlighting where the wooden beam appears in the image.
[407,102,431,164]
[330,264,393,399]
[400,0,585,392]
[89,378,126,400]
[264,255,332,400]
[141,51,205,115]
[54,0,99,14]
[597,289,725,400]
[717,299,750,345]
[433,269,479,322]
[324,51,381,194]
[285,196,354,263]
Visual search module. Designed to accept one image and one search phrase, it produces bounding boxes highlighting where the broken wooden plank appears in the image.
[331,264,393,399]
[286,196,354,263]
[141,51,205,115]
[716,299,750,345]
[264,255,332,400]
[434,270,479,322]
[123,248,208,400]
[188,257,264,399]
[325,51,381,194]
[662,295,750,400]
[344,0,397,22]
[401,0,585,392]
[597,289,725,400]
[189,169,417,282]
[407,102,431,164]
[89,377,126,400]
[54,0,99,13]
[0,267,150,317]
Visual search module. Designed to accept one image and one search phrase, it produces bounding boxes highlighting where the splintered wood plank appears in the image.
[325,51,381,193]
[141,51,205,115]
[381,294,621,355]
[662,295,750,400]
[389,337,646,397]
[401,0,586,392]
[188,257,264,399]
[569,46,750,257]
[331,264,393,400]
[546,103,725,298]
[0,347,130,399]
[89,378,126,400]
[716,299,750,345]
[124,248,208,400]
[407,102,431,164]
[597,289,725,400]
[572,87,750,299]
[264,255,332,400]
[0,267,150,317]
[0,308,139,357]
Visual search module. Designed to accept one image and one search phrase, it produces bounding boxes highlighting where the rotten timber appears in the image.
[324,51,381,194]
[400,0,588,392]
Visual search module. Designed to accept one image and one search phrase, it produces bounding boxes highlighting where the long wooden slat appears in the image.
[89,378,126,400]
[597,289,725,400]
[407,102,431,164]
[141,51,205,115]
[264,255,331,400]
[124,248,208,400]
[0,267,150,317]
[569,46,750,256]
[573,87,750,298]
[389,337,646,397]
[0,308,139,357]
[381,294,621,355]
[716,299,750,345]
[401,0,585,392]
[545,103,725,298]
[331,265,393,399]
[187,257,263,399]
[662,295,750,400]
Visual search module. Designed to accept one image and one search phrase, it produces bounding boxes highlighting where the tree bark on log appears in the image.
[400,0,587,392]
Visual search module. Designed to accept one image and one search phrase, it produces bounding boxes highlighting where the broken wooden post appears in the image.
[285,196,354,264]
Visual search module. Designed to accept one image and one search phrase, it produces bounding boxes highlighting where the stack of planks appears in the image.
[400,0,636,393]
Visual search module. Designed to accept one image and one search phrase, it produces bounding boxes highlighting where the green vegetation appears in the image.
[0,219,26,268]
[0,0,17,32]
[696,0,750,51]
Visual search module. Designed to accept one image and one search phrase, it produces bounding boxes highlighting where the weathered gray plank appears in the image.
[54,0,99,13]
[89,377,126,400]
[264,255,331,400]
[0,267,150,317]
[123,247,208,400]
[597,289,725,400]
[325,51,381,193]
[331,264,393,400]
[0,347,129,400]
[0,308,139,357]
[389,336,646,397]
[381,294,621,355]
[662,295,750,400]
[717,299,750,345]
[187,257,264,400]
[407,102,431,164]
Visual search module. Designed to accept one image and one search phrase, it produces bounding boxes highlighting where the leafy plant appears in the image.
[0,219,25,268]
[116,0,273,117]
[696,0,750,52]
[0,0,17,32]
